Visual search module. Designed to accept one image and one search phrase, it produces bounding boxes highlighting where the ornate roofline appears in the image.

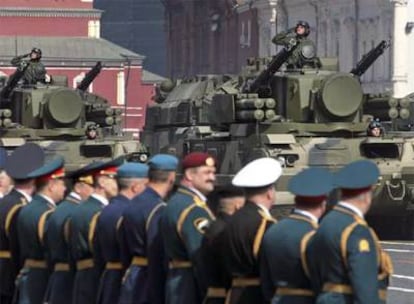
[0,7,102,18]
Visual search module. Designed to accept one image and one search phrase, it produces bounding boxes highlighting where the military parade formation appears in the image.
[0,141,393,304]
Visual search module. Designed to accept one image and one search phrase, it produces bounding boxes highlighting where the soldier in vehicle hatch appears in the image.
[272,20,321,69]
[11,48,48,85]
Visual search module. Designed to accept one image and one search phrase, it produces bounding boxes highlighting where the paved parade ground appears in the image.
[382,241,414,303]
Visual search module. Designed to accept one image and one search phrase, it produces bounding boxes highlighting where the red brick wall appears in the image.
[0,17,95,36]
[0,0,93,9]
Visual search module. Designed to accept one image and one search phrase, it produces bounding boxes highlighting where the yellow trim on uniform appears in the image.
[0,250,11,258]
[322,282,352,294]
[38,209,54,245]
[340,222,359,268]
[368,227,394,279]
[300,230,316,279]
[76,258,94,270]
[205,287,227,298]
[258,209,277,223]
[169,260,192,269]
[178,188,216,220]
[177,203,197,240]
[132,256,148,266]
[322,283,387,301]
[24,259,47,269]
[146,203,166,232]
[289,214,318,229]
[5,204,23,237]
[54,263,70,271]
[379,289,387,301]
[253,218,267,259]
[275,287,314,296]
[88,212,101,253]
[105,262,123,270]
[231,277,260,287]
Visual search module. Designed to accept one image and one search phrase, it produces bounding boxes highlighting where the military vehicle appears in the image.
[0,61,148,171]
[142,38,414,240]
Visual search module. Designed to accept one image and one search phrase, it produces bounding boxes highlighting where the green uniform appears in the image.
[162,186,215,304]
[261,210,317,303]
[11,56,47,85]
[43,192,81,304]
[0,190,29,304]
[272,30,320,69]
[70,195,106,304]
[306,203,392,304]
[15,195,55,304]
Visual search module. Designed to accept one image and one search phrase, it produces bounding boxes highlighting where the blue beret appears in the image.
[335,160,379,189]
[148,154,178,171]
[5,143,45,179]
[117,162,149,178]
[28,156,65,181]
[288,167,334,197]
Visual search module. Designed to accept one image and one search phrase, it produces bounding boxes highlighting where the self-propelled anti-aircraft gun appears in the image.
[0,61,148,171]
[142,39,414,239]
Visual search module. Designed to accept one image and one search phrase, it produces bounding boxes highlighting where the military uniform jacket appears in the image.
[43,193,81,304]
[260,210,317,303]
[222,202,276,304]
[95,194,130,304]
[119,186,166,304]
[16,194,55,304]
[201,213,232,303]
[0,189,28,299]
[11,56,47,85]
[271,30,319,69]
[162,186,215,304]
[306,204,393,304]
[70,195,106,304]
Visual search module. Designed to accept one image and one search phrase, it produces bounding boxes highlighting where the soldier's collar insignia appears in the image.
[358,239,370,252]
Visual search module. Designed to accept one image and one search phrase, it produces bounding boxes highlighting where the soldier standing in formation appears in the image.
[119,154,178,304]
[223,158,282,304]
[0,144,44,304]
[43,162,96,304]
[95,162,149,304]
[15,156,66,304]
[0,147,393,304]
[162,152,217,304]
[70,158,122,304]
[260,168,334,303]
[202,185,245,304]
[306,160,393,303]
[11,48,48,85]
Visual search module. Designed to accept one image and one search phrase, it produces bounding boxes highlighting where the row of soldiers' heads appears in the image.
[0,143,219,204]
[0,142,380,213]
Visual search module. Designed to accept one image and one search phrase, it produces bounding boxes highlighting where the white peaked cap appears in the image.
[232,157,283,187]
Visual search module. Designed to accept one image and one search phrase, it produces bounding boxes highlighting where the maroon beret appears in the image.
[182,152,216,170]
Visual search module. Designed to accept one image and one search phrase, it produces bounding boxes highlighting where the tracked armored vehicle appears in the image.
[0,61,148,171]
[142,39,414,239]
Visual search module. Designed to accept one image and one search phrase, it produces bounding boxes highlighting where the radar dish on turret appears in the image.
[45,88,83,126]
[320,73,363,118]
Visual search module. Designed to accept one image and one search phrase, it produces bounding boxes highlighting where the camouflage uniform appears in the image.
[11,56,47,85]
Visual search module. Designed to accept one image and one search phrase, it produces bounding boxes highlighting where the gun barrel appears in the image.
[77,61,103,92]
[350,40,391,77]
[245,40,298,93]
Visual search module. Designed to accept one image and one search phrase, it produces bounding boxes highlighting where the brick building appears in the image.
[95,0,167,76]
[164,0,278,78]
[0,0,159,136]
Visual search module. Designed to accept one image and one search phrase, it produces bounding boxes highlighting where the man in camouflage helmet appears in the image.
[272,20,321,69]
[11,47,48,85]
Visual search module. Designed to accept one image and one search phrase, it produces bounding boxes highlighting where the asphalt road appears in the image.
[382,241,414,304]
